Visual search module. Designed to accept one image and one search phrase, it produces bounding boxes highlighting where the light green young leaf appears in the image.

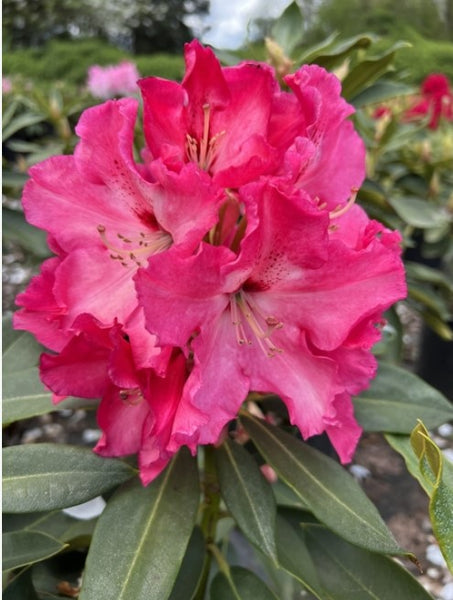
[410,422,453,569]
[2,531,66,571]
[215,440,278,562]
[2,444,136,512]
[79,448,200,600]
[353,362,453,433]
[241,414,406,557]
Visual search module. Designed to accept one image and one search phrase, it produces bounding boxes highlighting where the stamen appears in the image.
[329,187,359,219]
[97,224,171,268]
[185,103,225,171]
[230,290,283,357]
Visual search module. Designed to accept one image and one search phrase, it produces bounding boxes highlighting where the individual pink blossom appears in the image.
[87,61,140,99]
[136,181,406,463]
[139,40,365,209]
[404,73,453,129]
[15,39,406,483]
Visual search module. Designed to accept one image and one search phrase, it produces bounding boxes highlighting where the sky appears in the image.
[189,0,293,49]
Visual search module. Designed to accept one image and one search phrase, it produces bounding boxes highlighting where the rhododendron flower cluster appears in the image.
[405,73,453,129]
[87,61,140,99]
[15,40,406,485]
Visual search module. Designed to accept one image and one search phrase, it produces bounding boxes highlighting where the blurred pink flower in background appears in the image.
[2,76,12,94]
[87,61,140,99]
[404,73,453,129]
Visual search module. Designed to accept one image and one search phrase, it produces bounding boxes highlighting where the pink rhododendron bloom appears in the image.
[15,40,406,485]
[87,61,140,99]
[404,73,453,129]
[139,40,365,209]
[2,76,12,94]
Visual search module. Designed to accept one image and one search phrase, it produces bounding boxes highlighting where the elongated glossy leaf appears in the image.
[2,531,66,571]
[79,449,200,600]
[210,567,278,600]
[270,1,304,55]
[410,423,453,569]
[241,414,405,556]
[2,366,96,425]
[168,527,205,600]
[388,196,448,229]
[352,80,414,108]
[308,34,373,71]
[2,113,46,140]
[3,568,39,600]
[3,207,50,258]
[353,363,453,433]
[275,514,326,599]
[342,42,410,100]
[215,440,277,562]
[3,318,43,372]
[3,444,136,512]
[406,261,453,293]
[385,434,432,494]
[277,514,434,600]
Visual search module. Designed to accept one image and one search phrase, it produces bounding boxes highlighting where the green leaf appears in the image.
[298,31,339,64]
[3,509,96,547]
[353,363,453,433]
[2,113,46,141]
[215,440,278,562]
[306,34,374,71]
[3,317,43,371]
[2,320,96,425]
[79,448,200,600]
[241,414,405,556]
[409,423,453,569]
[405,262,453,293]
[2,366,95,425]
[352,80,414,108]
[2,207,50,258]
[2,444,136,512]
[270,1,304,56]
[388,196,449,229]
[2,531,66,571]
[408,283,452,321]
[275,513,325,599]
[210,567,278,600]
[342,41,411,100]
[3,568,39,600]
[277,513,434,600]
[168,527,205,600]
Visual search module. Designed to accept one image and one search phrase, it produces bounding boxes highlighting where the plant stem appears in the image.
[194,445,221,600]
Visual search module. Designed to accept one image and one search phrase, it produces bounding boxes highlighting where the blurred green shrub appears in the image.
[389,27,453,83]
[3,38,185,87]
